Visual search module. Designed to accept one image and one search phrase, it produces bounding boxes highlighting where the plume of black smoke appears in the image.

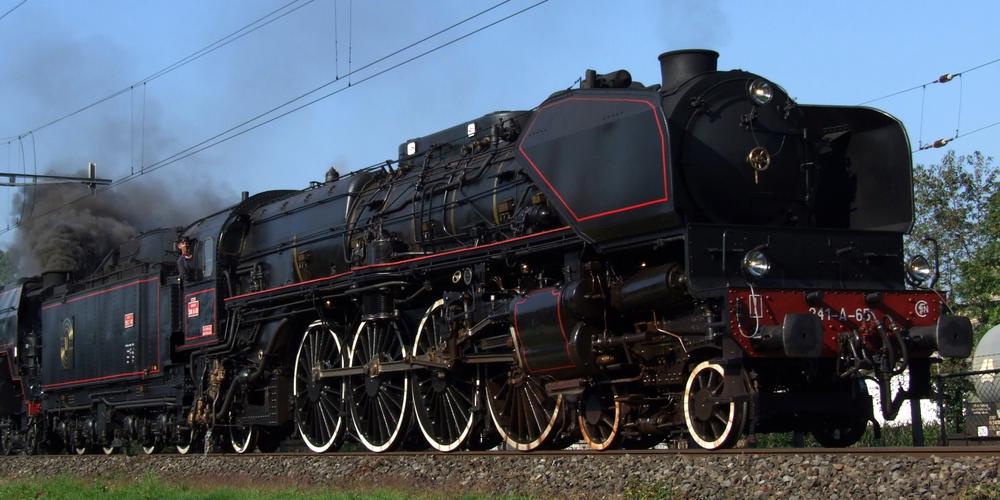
[2,27,233,278]
[10,177,228,278]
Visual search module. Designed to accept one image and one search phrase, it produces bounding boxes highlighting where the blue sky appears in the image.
[0,0,997,248]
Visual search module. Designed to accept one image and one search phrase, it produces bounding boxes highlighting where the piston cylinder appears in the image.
[509,282,601,378]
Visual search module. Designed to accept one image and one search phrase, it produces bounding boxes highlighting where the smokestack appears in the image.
[241,191,249,202]
[657,49,719,93]
[42,271,69,289]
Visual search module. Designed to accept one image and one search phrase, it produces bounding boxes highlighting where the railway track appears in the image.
[17,445,1000,458]
[5,445,996,499]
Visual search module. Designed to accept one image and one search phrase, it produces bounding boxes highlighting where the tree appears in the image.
[0,250,14,285]
[956,190,1000,335]
[908,151,999,341]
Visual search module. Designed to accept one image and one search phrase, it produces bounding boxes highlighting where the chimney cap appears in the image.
[657,48,719,61]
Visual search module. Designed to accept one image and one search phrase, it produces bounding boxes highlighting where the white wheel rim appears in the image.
[230,426,255,454]
[142,445,157,455]
[578,389,621,451]
[102,446,115,455]
[485,330,563,452]
[175,444,190,454]
[683,361,738,450]
[411,299,478,452]
[349,320,409,452]
[293,320,345,453]
[74,447,87,455]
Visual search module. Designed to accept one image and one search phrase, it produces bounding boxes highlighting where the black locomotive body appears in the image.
[0,50,972,454]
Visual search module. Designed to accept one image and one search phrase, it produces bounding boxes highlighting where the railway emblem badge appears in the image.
[187,297,200,318]
[914,300,929,318]
[746,146,771,184]
[59,318,74,370]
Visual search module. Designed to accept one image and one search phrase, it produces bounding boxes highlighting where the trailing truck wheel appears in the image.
[484,342,567,451]
[228,425,257,454]
[623,435,664,450]
[578,384,622,451]
[175,427,198,455]
[256,427,284,453]
[411,299,479,452]
[683,360,746,450]
[349,319,412,452]
[811,416,867,448]
[293,321,347,453]
[141,443,161,455]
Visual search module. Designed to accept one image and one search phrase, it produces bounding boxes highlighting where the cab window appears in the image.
[202,237,215,278]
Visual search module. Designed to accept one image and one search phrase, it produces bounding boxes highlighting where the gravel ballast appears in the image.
[0,452,995,498]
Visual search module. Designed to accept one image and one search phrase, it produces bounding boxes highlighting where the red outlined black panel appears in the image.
[40,277,161,390]
[517,95,669,223]
[183,287,217,343]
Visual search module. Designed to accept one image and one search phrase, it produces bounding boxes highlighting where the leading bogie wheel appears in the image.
[578,384,622,451]
[349,318,412,452]
[411,299,480,452]
[293,320,347,453]
[683,360,747,450]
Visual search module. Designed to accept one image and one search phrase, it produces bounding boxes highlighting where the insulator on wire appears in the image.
[937,73,955,83]
[919,138,953,150]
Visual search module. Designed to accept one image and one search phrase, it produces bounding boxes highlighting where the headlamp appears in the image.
[743,249,771,279]
[906,255,933,285]
[749,79,773,105]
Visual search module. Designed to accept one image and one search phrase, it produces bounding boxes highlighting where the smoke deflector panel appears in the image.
[517,91,676,243]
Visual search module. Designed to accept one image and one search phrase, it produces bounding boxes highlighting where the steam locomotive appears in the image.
[0,49,972,454]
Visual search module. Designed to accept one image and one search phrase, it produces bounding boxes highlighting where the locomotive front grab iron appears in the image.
[0,49,971,454]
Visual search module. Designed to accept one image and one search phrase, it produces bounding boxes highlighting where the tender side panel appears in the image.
[40,276,161,389]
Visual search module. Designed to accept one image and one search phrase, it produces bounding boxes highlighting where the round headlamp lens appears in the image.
[749,79,773,105]
[743,249,771,279]
[907,255,933,284]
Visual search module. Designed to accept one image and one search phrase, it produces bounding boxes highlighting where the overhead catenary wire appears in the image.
[129,0,534,178]
[0,0,315,145]
[0,0,28,23]
[856,55,1000,153]
[348,0,353,85]
[333,0,339,79]
[0,0,546,236]
[860,56,1000,105]
[132,0,515,179]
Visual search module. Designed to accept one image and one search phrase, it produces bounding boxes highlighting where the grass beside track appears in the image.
[0,475,501,500]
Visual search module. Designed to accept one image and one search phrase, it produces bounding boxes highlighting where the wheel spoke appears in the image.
[685,362,745,450]
[294,323,346,452]
[350,320,411,451]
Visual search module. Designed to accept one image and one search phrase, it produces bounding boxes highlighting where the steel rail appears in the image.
[22,446,1000,459]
